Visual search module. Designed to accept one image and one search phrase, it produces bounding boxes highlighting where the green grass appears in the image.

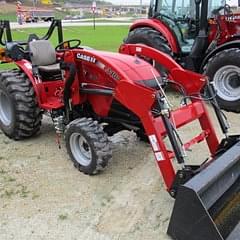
[12,25,128,51]
[0,12,17,22]
[0,25,129,70]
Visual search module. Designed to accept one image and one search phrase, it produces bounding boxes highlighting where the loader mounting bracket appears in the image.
[216,135,240,156]
[169,166,200,198]
[170,135,240,198]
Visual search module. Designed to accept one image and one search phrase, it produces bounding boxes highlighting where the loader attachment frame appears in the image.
[119,43,220,190]
[119,44,240,239]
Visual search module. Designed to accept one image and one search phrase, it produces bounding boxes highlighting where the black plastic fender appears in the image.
[200,40,240,72]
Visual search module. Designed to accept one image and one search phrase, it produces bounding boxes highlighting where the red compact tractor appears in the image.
[125,0,240,113]
[0,20,240,239]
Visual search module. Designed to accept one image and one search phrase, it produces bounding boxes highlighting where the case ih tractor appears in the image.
[125,0,240,113]
[0,20,240,239]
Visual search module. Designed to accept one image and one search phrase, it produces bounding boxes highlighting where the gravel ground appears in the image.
[0,103,239,240]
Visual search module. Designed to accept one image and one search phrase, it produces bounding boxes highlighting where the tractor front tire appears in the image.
[0,70,42,140]
[204,48,240,113]
[124,27,173,73]
[65,118,112,175]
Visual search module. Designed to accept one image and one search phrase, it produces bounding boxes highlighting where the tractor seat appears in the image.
[38,63,60,73]
[29,40,62,81]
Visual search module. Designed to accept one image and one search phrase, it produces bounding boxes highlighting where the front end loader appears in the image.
[0,20,239,239]
[119,44,240,239]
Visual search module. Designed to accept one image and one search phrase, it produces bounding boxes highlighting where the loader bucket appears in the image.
[167,141,240,240]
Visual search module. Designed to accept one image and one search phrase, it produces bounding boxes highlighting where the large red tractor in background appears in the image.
[0,20,240,239]
[125,0,240,113]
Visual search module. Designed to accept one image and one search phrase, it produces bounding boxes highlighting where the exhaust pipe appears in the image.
[167,139,240,240]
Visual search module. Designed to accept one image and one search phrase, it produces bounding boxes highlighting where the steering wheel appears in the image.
[224,4,233,15]
[212,4,232,16]
[55,39,81,51]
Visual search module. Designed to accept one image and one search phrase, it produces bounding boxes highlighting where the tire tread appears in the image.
[65,118,112,175]
[0,70,42,140]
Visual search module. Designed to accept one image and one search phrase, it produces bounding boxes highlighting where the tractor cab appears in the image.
[148,0,230,55]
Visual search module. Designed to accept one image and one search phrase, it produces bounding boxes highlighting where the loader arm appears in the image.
[118,44,219,190]
[119,44,240,240]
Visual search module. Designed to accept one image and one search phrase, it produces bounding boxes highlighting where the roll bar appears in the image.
[0,19,63,46]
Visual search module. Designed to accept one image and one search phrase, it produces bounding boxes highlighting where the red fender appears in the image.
[129,19,180,54]
[15,60,43,103]
[14,60,64,110]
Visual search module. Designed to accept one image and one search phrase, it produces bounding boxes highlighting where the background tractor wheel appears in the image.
[124,27,173,73]
[0,70,42,140]
[204,48,240,113]
[65,118,112,175]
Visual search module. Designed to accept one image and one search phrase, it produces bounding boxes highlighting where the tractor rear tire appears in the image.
[124,27,172,56]
[124,27,173,73]
[204,48,240,113]
[0,70,42,140]
[65,118,112,175]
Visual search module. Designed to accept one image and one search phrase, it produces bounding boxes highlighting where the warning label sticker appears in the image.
[155,152,164,161]
[149,134,160,152]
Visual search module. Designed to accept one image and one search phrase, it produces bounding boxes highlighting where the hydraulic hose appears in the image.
[156,92,185,164]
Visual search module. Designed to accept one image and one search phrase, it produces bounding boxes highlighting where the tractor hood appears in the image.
[73,49,161,84]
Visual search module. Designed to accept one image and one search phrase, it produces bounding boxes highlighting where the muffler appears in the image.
[167,140,240,240]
